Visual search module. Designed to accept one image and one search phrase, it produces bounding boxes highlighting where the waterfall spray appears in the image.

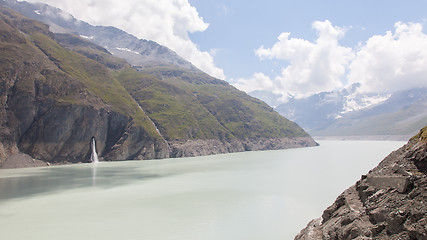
[90,137,99,163]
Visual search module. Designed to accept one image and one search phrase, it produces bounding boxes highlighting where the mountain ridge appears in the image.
[0,0,197,71]
[275,87,427,138]
[0,5,316,168]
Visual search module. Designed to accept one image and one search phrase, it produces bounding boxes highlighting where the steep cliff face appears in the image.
[0,7,168,167]
[295,126,427,240]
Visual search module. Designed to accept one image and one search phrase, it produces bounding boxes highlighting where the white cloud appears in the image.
[232,72,274,93]
[348,22,427,93]
[23,0,225,79]
[255,20,354,100]
[240,20,427,104]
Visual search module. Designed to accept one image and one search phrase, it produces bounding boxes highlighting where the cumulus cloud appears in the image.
[238,20,427,103]
[232,72,275,93]
[255,20,355,100]
[23,0,225,79]
[348,22,427,93]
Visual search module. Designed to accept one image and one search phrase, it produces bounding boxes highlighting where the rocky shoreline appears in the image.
[314,135,413,141]
[295,129,427,240]
[1,137,318,169]
[169,137,318,158]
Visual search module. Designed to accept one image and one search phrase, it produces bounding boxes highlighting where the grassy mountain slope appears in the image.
[129,65,310,141]
[0,6,316,167]
[0,6,167,166]
[57,31,311,143]
[147,66,307,139]
[113,67,233,141]
[30,32,159,136]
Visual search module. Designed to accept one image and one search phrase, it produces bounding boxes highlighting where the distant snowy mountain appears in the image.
[275,87,427,138]
[275,90,347,131]
[1,0,197,70]
[274,84,388,130]
[249,90,283,108]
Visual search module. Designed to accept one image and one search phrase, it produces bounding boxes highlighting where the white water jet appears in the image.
[90,137,99,163]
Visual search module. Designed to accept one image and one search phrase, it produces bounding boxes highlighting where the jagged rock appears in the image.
[295,128,427,240]
[366,175,410,193]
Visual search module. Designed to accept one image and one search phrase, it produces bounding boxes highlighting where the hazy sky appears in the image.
[23,0,427,101]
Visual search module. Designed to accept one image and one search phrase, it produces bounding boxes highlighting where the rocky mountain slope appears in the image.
[295,126,427,240]
[311,88,427,138]
[0,6,170,167]
[0,6,316,168]
[0,0,196,70]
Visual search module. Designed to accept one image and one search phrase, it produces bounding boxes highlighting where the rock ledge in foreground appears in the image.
[295,135,427,240]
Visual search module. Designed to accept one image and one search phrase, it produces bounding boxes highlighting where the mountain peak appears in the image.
[1,0,197,71]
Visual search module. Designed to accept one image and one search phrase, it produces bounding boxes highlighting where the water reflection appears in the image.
[0,162,160,201]
[92,162,97,186]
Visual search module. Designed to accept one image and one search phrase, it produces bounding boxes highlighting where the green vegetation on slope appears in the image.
[114,67,233,140]
[29,32,160,138]
[2,5,310,144]
[140,66,309,140]
[0,5,314,165]
[410,125,427,143]
[193,82,308,139]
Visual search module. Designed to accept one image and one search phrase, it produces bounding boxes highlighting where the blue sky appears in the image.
[188,0,427,79]
[24,0,427,102]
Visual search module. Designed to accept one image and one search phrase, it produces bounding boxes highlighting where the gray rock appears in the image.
[366,175,410,193]
[295,138,427,240]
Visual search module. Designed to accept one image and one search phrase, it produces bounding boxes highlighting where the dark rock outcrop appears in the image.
[169,137,317,158]
[0,6,169,167]
[295,127,427,240]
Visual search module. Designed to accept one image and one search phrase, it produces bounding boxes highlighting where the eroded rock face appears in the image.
[3,75,166,164]
[169,137,318,158]
[295,138,427,240]
[0,8,166,166]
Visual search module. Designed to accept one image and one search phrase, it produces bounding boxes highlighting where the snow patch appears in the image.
[80,35,94,40]
[321,92,342,105]
[34,10,41,15]
[342,94,391,114]
[116,47,140,55]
